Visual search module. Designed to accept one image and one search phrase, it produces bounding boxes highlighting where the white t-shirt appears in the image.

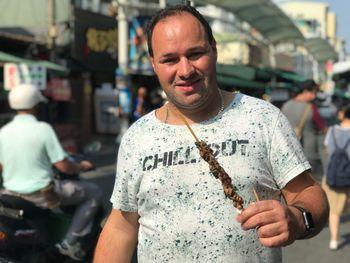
[111,93,310,263]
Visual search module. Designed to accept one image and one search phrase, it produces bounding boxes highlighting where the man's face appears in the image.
[306,90,317,101]
[150,12,217,110]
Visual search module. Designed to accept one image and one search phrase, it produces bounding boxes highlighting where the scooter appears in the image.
[0,148,105,263]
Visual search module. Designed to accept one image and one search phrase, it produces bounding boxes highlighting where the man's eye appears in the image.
[161,58,178,64]
[188,52,204,60]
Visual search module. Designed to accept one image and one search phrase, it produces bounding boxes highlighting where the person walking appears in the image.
[115,69,133,144]
[322,104,350,250]
[0,84,103,261]
[133,86,148,121]
[281,80,327,182]
[94,4,329,263]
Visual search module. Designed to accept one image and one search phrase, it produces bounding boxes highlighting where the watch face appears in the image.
[292,205,315,237]
[303,211,315,230]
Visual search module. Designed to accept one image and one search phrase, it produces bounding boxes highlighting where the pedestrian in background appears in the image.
[94,4,329,263]
[133,86,147,121]
[0,84,103,261]
[281,80,327,182]
[115,69,133,144]
[322,104,350,250]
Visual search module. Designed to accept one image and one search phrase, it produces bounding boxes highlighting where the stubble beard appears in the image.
[164,85,211,111]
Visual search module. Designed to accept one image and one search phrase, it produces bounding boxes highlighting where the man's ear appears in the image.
[150,56,156,73]
[211,40,217,59]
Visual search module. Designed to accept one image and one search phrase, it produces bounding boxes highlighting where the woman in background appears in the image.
[323,104,350,250]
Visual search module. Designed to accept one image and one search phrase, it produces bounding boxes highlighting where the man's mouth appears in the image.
[175,78,201,92]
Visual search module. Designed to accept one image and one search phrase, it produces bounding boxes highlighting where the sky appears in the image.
[276,0,350,53]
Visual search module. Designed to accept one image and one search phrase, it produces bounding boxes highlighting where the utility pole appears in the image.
[118,0,129,70]
[48,0,57,61]
[159,0,166,8]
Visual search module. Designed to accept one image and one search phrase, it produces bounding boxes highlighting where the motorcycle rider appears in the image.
[0,83,102,261]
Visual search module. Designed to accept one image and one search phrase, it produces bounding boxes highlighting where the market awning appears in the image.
[195,0,304,45]
[217,75,267,89]
[217,63,266,89]
[261,67,306,83]
[304,38,338,63]
[0,51,28,63]
[217,64,256,81]
[216,63,306,90]
[195,1,339,64]
[214,32,249,43]
[34,61,68,73]
[332,60,350,75]
[0,51,68,73]
[0,27,45,44]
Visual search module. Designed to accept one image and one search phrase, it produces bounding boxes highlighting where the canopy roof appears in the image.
[332,60,350,75]
[305,38,338,63]
[216,63,305,90]
[0,51,68,73]
[195,0,304,45]
[195,1,339,63]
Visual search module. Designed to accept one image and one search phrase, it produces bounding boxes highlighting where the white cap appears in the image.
[9,84,48,110]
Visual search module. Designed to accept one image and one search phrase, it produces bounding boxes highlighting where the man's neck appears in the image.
[166,90,233,125]
[17,109,36,116]
[294,96,309,103]
[341,119,350,128]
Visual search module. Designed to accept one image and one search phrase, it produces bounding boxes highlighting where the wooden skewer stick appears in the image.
[253,187,260,202]
[176,109,200,143]
[175,107,244,210]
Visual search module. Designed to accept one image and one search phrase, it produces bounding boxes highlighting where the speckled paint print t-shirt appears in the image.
[111,93,310,263]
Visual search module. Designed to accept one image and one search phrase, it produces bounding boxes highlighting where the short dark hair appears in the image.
[146,4,215,57]
[292,79,319,97]
[340,104,350,119]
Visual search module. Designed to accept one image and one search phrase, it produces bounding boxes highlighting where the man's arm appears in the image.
[236,170,329,247]
[281,170,329,239]
[53,159,93,174]
[94,208,139,263]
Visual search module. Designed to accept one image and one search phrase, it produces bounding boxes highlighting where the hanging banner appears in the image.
[73,8,118,72]
[129,16,153,74]
[4,63,46,90]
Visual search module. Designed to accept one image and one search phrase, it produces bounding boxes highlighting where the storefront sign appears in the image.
[4,63,46,90]
[73,8,118,72]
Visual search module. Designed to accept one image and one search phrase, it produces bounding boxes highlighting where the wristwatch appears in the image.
[291,205,315,239]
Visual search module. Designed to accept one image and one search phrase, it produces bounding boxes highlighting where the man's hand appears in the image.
[54,159,94,174]
[236,200,302,247]
[79,160,94,171]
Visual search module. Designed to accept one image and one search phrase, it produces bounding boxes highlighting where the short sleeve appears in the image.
[269,111,311,188]
[42,124,67,164]
[324,126,332,146]
[110,141,139,212]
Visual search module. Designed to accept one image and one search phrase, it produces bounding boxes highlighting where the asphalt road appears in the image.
[283,215,350,263]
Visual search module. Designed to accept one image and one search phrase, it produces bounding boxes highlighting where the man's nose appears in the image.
[178,58,194,78]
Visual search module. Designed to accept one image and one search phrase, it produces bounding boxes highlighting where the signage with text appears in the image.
[73,8,118,72]
[4,63,46,90]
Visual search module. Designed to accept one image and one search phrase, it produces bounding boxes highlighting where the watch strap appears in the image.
[291,205,315,240]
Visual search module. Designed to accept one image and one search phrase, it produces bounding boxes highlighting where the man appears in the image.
[94,5,329,263]
[281,80,327,181]
[0,84,102,261]
[133,86,148,121]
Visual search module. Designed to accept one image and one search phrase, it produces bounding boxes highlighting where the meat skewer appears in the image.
[195,140,244,210]
[175,109,244,211]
